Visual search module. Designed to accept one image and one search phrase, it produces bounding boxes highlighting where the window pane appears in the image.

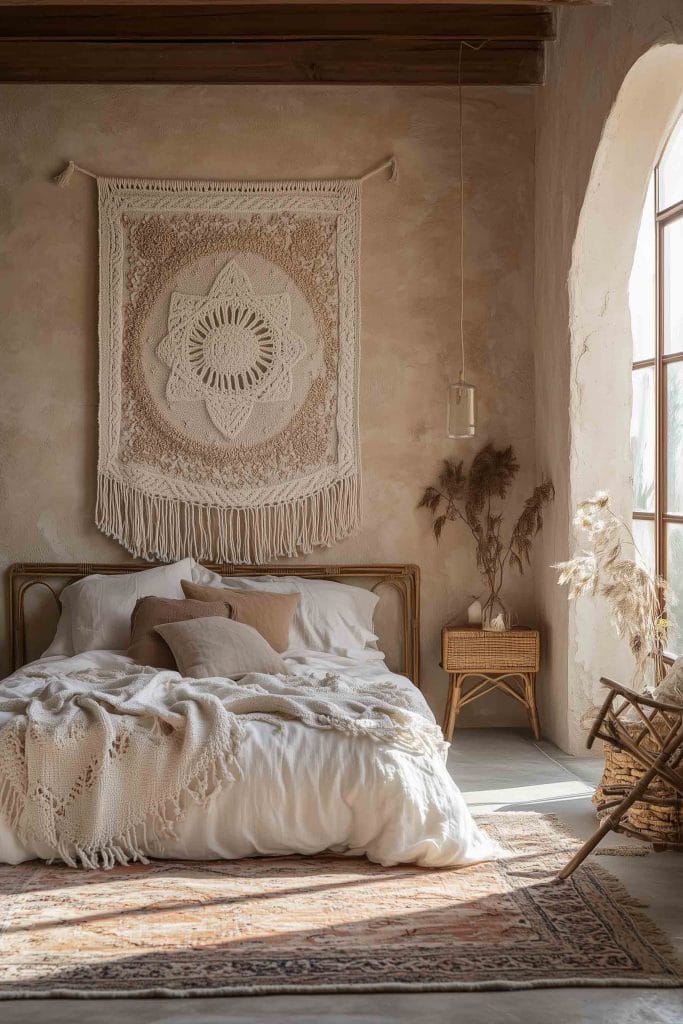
[658,116,683,212]
[631,366,656,512]
[629,175,656,362]
[632,517,656,577]
[663,216,683,355]
[666,522,683,656]
[667,361,683,514]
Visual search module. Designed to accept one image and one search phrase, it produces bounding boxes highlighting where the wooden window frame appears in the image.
[632,132,683,658]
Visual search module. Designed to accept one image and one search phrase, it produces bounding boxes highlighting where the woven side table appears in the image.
[441,625,541,742]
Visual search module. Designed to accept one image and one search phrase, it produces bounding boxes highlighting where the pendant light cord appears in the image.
[457,39,489,384]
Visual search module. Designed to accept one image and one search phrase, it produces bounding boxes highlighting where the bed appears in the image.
[0,561,498,869]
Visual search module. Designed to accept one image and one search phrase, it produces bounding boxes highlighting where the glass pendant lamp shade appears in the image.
[447,379,476,438]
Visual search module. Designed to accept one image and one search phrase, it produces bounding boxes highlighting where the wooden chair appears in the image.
[558,677,683,880]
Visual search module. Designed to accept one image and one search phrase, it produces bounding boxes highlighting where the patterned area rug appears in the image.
[0,813,680,998]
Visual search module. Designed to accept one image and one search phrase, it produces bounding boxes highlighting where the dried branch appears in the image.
[418,443,554,621]
[438,459,467,501]
[433,515,447,541]
[418,486,442,514]
[509,478,556,575]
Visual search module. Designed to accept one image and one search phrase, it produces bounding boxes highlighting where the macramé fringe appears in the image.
[0,742,240,871]
[96,472,361,564]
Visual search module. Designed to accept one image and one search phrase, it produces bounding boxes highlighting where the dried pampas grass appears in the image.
[555,492,674,687]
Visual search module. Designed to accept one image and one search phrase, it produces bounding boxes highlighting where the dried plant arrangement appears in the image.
[554,492,674,686]
[419,444,554,628]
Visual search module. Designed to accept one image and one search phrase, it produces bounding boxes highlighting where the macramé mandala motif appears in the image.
[96,175,361,564]
[156,261,306,440]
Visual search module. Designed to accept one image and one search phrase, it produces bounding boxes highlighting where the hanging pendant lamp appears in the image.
[447,40,477,439]
[447,377,476,438]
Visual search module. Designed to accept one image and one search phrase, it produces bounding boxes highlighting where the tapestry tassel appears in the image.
[53,160,98,187]
[53,160,76,187]
[357,155,398,183]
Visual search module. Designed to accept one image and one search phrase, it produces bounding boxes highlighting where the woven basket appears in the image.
[442,627,539,674]
[594,725,683,848]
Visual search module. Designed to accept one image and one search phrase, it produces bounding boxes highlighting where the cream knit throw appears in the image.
[0,668,445,869]
[96,174,362,563]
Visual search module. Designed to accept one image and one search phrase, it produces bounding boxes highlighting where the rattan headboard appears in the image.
[7,562,420,686]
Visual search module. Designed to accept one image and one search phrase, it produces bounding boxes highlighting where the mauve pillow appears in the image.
[155,616,288,680]
[181,580,298,653]
[127,597,235,670]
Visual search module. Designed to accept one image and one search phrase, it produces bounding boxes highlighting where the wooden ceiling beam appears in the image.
[0,2,611,7]
[0,2,611,84]
[0,5,556,42]
[0,37,545,84]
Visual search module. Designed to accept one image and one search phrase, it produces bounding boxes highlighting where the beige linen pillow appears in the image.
[155,616,288,680]
[127,597,235,670]
[181,580,299,652]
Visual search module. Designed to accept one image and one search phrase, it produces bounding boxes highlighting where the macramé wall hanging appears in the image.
[55,157,396,563]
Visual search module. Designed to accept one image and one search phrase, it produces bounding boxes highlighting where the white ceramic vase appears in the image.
[467,598,483,626]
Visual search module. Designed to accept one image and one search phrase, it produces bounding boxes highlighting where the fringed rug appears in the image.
[0,813,680,998]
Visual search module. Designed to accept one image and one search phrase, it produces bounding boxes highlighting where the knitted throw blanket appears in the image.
[0,668,445,869]
[96,174,361,564]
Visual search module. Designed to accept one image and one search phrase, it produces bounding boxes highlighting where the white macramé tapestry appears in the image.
[96,174,362,563]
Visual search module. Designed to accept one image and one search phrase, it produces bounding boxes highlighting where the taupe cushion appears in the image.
[126,597,234,670]
[181,580,298,653]
[154,616,288,680]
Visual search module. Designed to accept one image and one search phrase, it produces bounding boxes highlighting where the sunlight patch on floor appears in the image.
[463,778,592,810]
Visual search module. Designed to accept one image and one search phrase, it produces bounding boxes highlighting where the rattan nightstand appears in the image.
[441,625,541,742]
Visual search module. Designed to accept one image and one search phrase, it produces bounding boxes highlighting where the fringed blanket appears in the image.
[0,668,445,869]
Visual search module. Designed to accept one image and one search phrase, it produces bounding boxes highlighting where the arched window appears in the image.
[630,115,683,655]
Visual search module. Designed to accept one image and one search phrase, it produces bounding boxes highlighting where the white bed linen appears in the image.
[0,651,497,869]
[217,575,380,657]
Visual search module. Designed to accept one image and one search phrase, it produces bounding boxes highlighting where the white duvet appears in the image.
[0,650,498,869]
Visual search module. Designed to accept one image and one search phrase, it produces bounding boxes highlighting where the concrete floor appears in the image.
[3,729,682,1024]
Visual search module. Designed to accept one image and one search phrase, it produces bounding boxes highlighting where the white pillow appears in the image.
[42,559,196,656]
[190,563,223,587]
[41,602,75,659]
[218,575,379,657]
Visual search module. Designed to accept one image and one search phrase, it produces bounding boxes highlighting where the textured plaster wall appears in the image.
[535,0,683,753]
[0,84,536,725]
